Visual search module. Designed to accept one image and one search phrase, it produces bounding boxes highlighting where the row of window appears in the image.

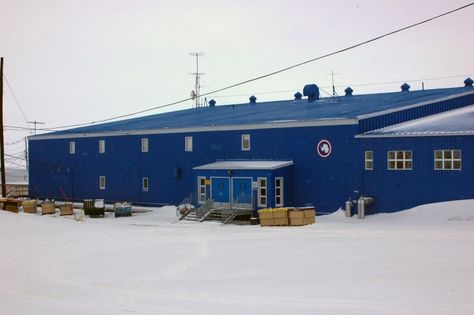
[69,134,252,154]
[364,150,462,171]
[99,176,149,191]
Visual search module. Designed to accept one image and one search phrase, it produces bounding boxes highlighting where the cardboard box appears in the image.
[259,211,273,220]
[60,203,74,216]
[304,217,316,225]
[22,200,37,214]
[303,208,316,218]
[260,218,274,226]
[41,202,55,215]
[289,218,305,226]
[273,210,288,219]
[273,218,288,226]
[288,210,304,219]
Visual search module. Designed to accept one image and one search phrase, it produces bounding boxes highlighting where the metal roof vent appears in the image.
[208,99,216,107]
[294,92,302,100]
[344,87,353,96]
[249,95,257,104]
[464,77,473,87]
[303,84,320,102]
[401,83,410,92]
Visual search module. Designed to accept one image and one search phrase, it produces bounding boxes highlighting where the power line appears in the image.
[2,73,29,125]
[34,3,474,131]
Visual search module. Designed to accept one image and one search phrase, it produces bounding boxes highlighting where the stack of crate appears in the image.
[258,208,289,226]
[258,207,316,226]
[288,207,316,226]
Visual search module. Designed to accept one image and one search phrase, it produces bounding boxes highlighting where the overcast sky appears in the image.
[1,0,473,168]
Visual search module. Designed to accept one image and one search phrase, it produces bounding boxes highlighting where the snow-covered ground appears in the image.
[1,200,473,315]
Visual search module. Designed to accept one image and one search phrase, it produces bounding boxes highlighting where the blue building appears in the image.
[28,79,474,213]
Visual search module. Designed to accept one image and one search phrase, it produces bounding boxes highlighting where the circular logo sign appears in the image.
[317,139,332,158]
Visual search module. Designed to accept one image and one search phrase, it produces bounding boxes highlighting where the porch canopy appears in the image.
[193,160,294,171]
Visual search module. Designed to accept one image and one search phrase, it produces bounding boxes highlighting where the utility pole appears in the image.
[28,120,45,135]
[0,57,6,197]
[189,52,204,108]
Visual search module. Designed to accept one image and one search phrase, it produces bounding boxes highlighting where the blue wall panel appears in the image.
[359,136,474,212]
[29,124,360,213]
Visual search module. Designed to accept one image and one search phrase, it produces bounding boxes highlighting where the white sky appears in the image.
[1,0,473,168]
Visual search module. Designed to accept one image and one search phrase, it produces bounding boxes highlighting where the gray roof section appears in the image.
[358,105,474,138]
[193,160,294,171]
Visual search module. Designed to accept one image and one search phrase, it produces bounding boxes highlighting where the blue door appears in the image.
[232,178,252,206]
[211,177,230,205]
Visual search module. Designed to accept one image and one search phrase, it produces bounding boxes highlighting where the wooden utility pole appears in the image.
[0,57,6,197]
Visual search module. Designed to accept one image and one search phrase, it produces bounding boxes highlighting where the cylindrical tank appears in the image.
[345,201,352,217]
[357,198,365,219]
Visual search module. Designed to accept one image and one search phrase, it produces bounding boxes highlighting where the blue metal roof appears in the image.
[47,86,474,135]
[359,104,474,137]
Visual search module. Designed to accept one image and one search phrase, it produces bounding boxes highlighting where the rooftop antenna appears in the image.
[327,69,340,96]
[189,52,204,108]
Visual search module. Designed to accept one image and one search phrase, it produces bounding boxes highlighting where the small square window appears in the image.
[99,140,105,154]
[142,177,149,191]
[434,149,461,170]
[99,176,106,190]
[69,141,75,154]
[185,136,193,152]
[241,134,250,151]
[387,150,412,170]
[141,138,149,153]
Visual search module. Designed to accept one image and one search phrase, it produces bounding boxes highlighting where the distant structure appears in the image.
[28,78,474,215]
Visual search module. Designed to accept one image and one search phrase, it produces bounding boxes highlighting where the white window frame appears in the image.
[241,134,250,151]
[185,136,193,152]
[141,138,149,153]
[365,150,373,170]
[142,177,149,191]
[275,177,284,207]
[197,176,207,204]
[257,177,267,207]
[69,141,75,154]
[99,176,106,190]
[434,150,462,170]
[387,150,412,170]
[99,139,105,154]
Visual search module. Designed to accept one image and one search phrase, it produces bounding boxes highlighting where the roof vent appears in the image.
[249,95,257,104]
[294,92,302,100]
[401,83,410,92]
[464,77,473,87]
[344,87,353,96]
[208,99,216,107]
[303,84,320,102]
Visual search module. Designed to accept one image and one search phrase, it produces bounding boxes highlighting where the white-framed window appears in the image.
[99,139,105,154]
[69,141,75,154]
[142,177,149,191]
[275,177,283,207]
[434,150,461,170]
[185,136,193,152]
[365,150,373,170]
[99,176,106,190]
[387,150,412,170]
[241,134,250,151]
[141,138,149,153]
[257,177,267,207]
[198,176,207,204]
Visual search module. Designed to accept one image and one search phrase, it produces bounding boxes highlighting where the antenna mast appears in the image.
[189,52,204,108]
[327,69,340,96]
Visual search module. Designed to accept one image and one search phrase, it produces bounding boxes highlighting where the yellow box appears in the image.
[259,211,273,220]
[289,218,305,226]
[273,218,288,226]
[273,210,288,219]
[260,219,274,226]
[304,209,315,218]
[288,210,304,219]
[304,217,316,225]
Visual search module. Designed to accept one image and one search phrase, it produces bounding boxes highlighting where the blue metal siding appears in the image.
[359,93,474,133]
[359,136,474,212]
[29,124,360,212]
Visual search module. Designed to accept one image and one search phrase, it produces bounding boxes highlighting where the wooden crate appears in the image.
[41,202,56,215]
[22,200,37,214]
[60,203,74,216]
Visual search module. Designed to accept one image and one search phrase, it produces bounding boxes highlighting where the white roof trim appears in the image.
[356,131,474,139]
[193,160,294,171]
[29,119,357,141]
[356,90,474,120]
